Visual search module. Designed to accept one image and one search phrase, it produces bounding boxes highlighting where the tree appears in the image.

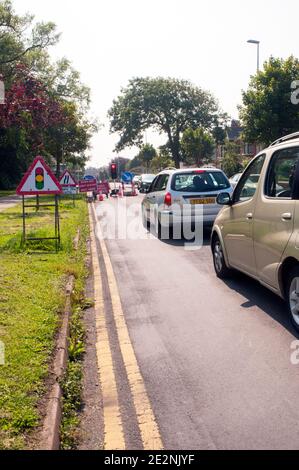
[138,143,157,170]
[45,101,96,176]
[0,65,66,185]
[0,0,59,80]
[108,77,221,168]
[98,166,109,181]
[221,141,242,177]
[212,125,226,168]
[0,2,96,188]
[181,128,215,166]
[128,155,143,172]
[150,146,173,172]
[239,56,299,145]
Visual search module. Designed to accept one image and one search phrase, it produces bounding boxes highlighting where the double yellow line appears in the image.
[89,204,163,451]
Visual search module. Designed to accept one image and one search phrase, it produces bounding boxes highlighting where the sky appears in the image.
[13,0,299,167]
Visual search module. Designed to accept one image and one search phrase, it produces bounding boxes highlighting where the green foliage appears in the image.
[61,301,87,449]
[0,0,59,80]
[221,141,243,177]
[68,306,85,362]
[137,143,157,170]
[150,146,173,172]
[213,126,226,145]
[127,155,143,171]
[60,362,82,450]
[239,56,299,145]
[181,128,215,166]
[109,77,221,168]
[0,1,96,188]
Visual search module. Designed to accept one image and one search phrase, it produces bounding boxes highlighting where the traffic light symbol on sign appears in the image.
[35,167,45,190]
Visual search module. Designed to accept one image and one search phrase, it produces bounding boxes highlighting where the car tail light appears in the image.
[164,192,172,207]
[194,170,205,174]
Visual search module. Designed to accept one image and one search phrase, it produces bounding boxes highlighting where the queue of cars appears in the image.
[139,131,299,332]
[138,174,156,193]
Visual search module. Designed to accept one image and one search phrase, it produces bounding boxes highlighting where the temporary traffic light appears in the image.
[111,163,118,180]
[35,167,45,190]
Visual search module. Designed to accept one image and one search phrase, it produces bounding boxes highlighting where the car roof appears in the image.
[158,167,223,176]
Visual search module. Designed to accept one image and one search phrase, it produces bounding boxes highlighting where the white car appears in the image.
[229,173,242,188]
[133,175,142,188]
[142,168,233,238]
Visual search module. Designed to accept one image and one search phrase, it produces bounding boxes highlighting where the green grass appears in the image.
[0,191,16,199]
[0,196,89,449]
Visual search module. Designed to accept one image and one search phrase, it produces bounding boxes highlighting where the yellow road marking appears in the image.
[92,203,164,451]
[89,205,125,450]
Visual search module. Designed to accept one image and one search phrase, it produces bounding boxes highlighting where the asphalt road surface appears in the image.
[90,194,299,450]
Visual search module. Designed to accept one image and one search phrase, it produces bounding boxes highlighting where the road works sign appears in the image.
[79,180,97,193]
[17,157,62,195]
[59,170,77,188]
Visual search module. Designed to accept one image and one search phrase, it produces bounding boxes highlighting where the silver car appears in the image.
[142,168,233,238]
[229,173,242,188]
[211,131,299,332]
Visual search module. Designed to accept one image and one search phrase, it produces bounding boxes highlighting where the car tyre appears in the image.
[157,218,162,239]
[142,208,150,230]
[286,266,299,333]
[212,235,232,279]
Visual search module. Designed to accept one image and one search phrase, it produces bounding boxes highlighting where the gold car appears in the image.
[211,132,299,332]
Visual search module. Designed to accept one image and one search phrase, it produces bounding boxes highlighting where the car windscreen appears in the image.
[171,171,231,193]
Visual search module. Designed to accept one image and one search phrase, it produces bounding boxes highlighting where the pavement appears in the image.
[0,194,21,212]
[82,194,299,450]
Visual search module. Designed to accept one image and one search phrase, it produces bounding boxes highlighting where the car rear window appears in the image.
[171,171,230,193]
[142,175,155,183]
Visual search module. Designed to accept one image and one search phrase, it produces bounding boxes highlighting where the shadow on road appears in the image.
[152,227,212,247]
[224,271,299,338]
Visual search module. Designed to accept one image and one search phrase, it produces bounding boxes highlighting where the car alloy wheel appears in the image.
[289,277,299,327]
[214,241,224,274]
[212,236,231,279]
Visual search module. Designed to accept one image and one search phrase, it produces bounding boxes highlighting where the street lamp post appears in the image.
[247,39,260,72]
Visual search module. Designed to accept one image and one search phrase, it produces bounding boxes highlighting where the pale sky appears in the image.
[13,0,299,167]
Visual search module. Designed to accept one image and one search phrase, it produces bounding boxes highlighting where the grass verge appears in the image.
[0,196,89,450]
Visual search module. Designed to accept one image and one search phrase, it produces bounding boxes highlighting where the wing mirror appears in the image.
[217,192,232,206]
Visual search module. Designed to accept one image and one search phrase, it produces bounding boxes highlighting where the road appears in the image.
[85,194,299,450]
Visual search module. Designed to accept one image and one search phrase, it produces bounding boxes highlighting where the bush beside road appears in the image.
[0,197,89,449]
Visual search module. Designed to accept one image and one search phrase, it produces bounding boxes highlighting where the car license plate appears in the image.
[190,198,216,205]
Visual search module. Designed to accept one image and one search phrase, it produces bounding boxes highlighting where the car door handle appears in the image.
[246,213,253,220]
[282,212,292,221]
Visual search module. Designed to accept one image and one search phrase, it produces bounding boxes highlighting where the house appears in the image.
[226,120,258,157]
[220,119,264,160]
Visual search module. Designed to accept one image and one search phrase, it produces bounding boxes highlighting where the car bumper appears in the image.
[159,210,219,227]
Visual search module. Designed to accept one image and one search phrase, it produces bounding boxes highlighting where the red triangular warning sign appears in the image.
[16,157,62,195]
[59,170,77,187]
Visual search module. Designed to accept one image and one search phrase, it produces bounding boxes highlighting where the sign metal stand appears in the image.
[21,195,61,251]
[17,157,62,252]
